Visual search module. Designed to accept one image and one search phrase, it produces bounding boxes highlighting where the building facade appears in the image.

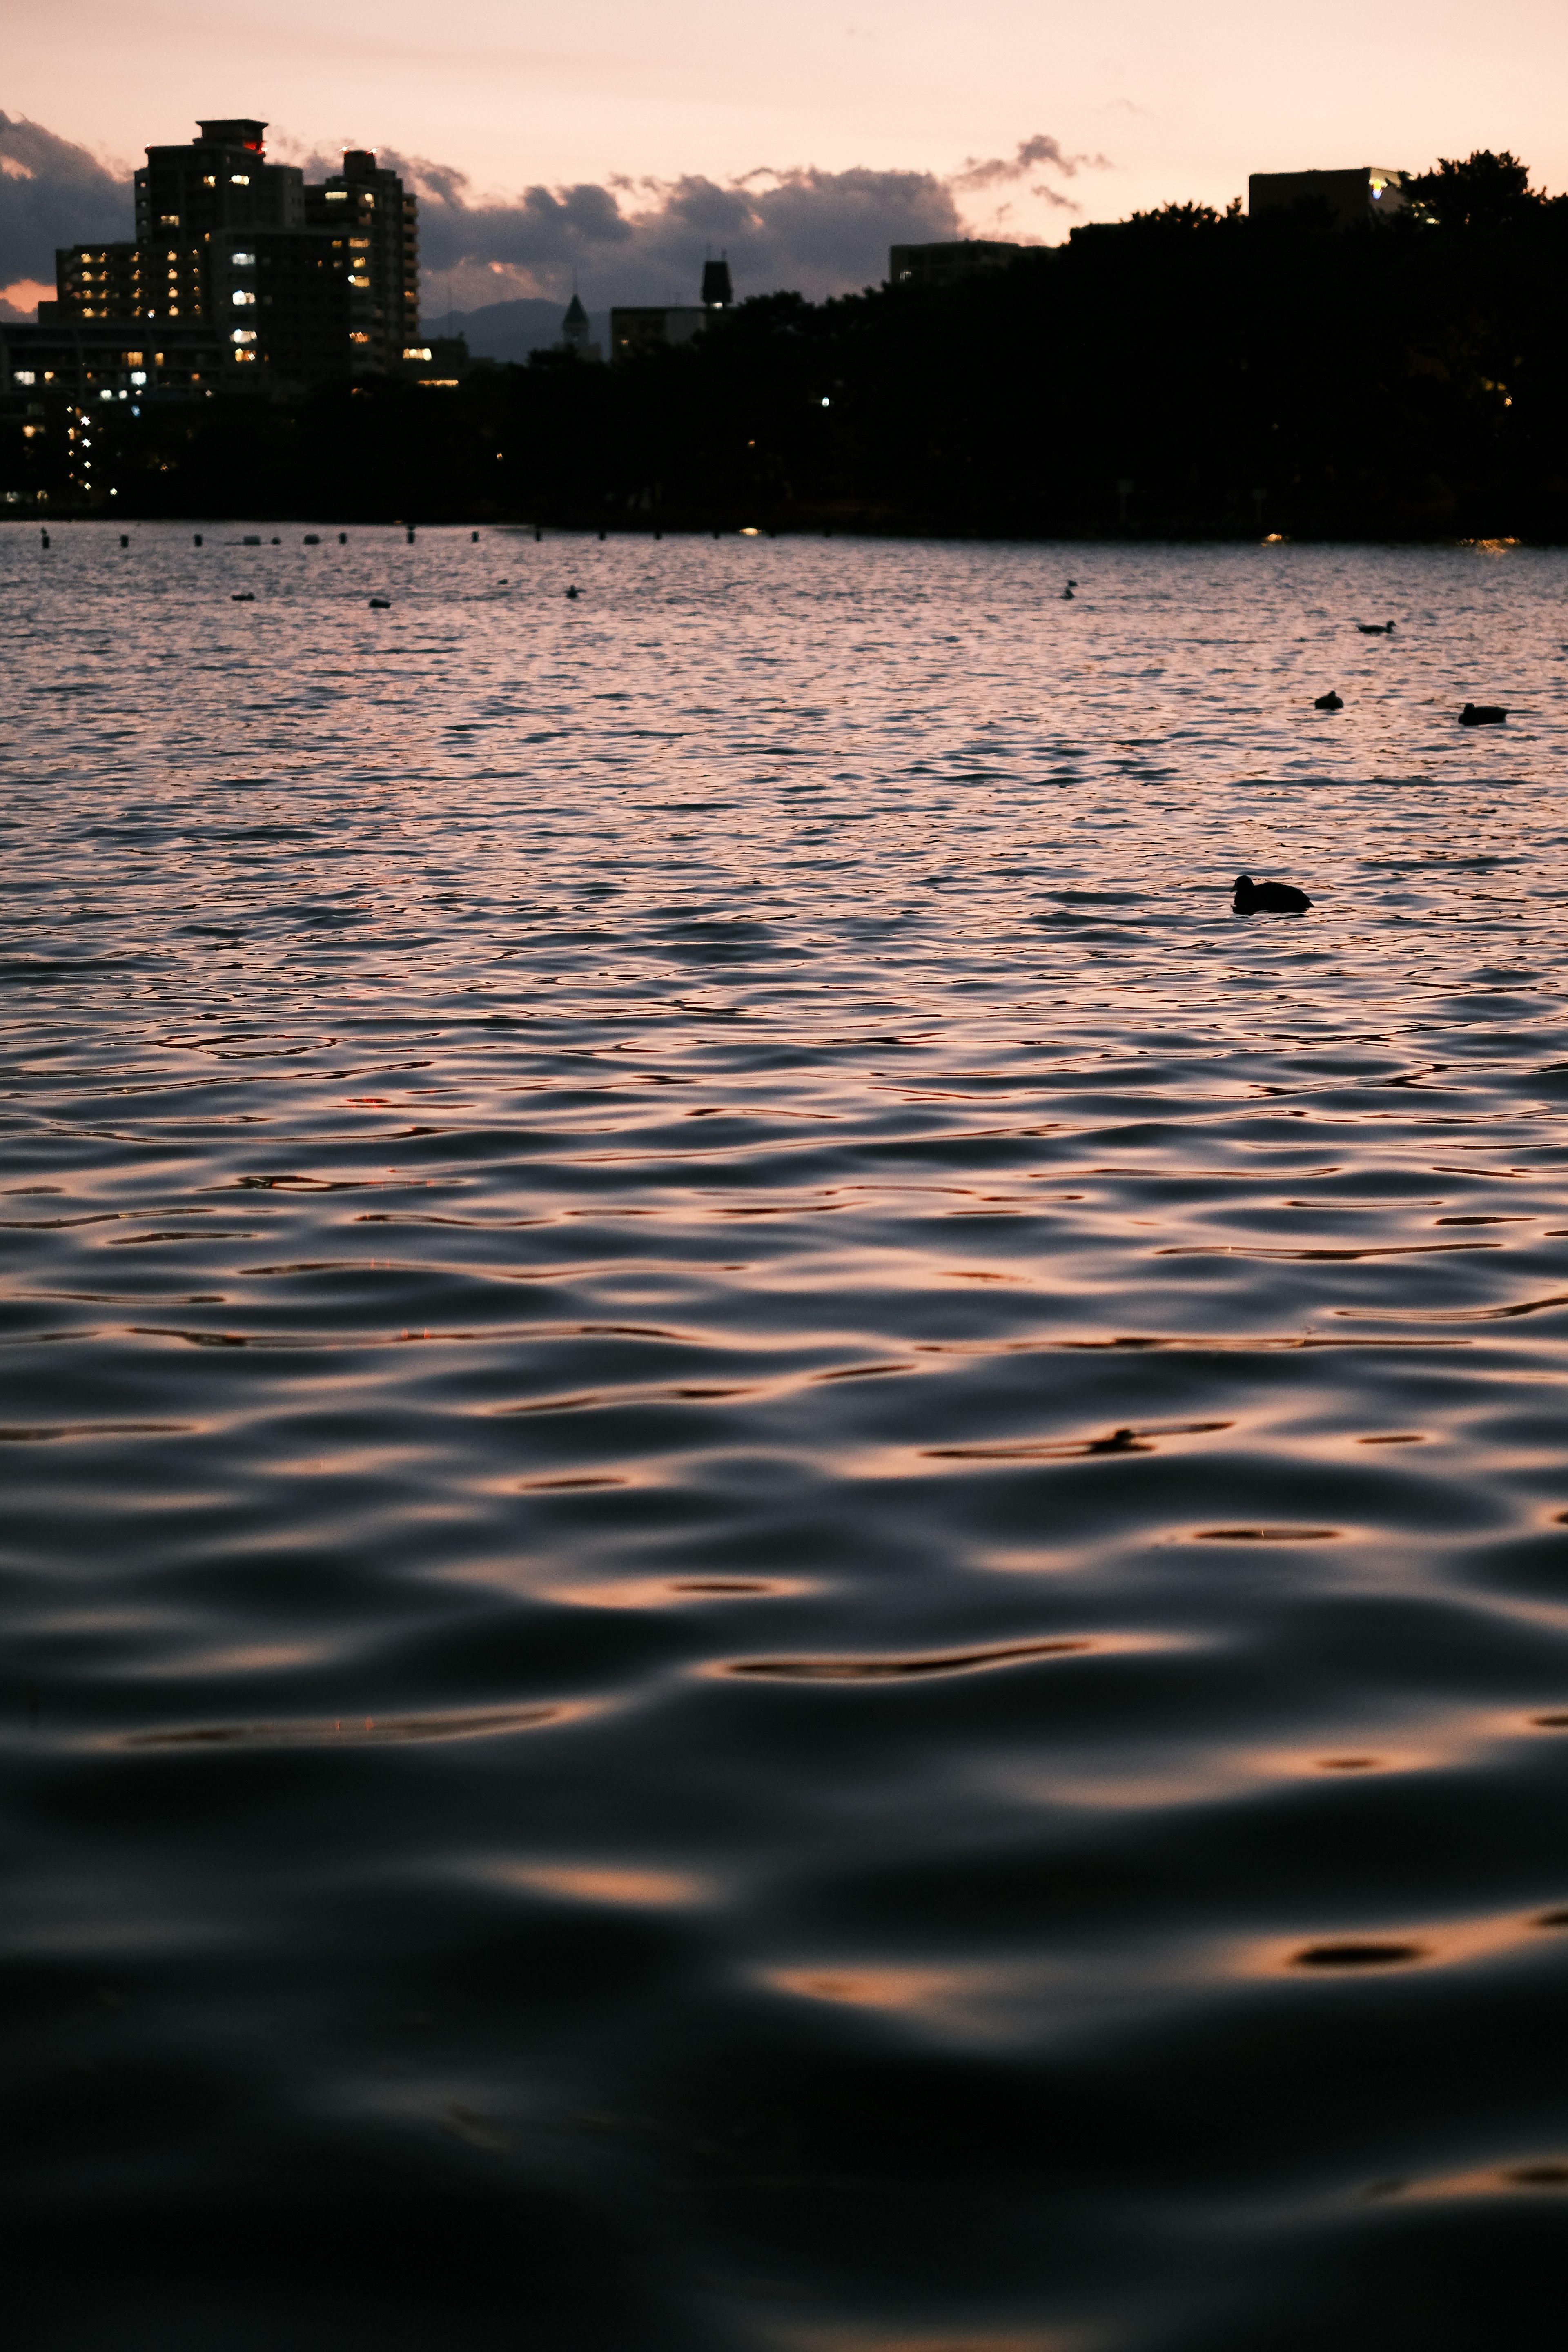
[43,120,417,392]
[888,240,1021,289]
[1248,169,1407,227]
[303,151,421,375]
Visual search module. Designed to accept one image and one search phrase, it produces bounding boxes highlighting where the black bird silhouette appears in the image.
[368,597,391,610]
[1356,621,1396,635]
[1314,691,1343,711]
[1459,702,1507,725]
[1062,579,1077,600]
[1234,874,1312,914]
[565,585,581,600]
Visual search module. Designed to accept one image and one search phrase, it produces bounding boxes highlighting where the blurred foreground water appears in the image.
[4,523,1568,2349]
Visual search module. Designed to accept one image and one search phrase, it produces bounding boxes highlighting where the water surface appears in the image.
[5,525,1568,2349]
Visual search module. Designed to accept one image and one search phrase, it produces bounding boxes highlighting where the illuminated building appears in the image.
[303,152,420,375]
[42,121,414,390]
[1248,168,1407,227]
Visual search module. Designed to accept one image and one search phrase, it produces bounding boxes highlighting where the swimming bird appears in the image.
[1234,874,1312,914]
[1314,691,1343,711]
[231,592,254,603]
[1062,579,1077,600]
[565,585,581,600]
[1357,621,1396,635]
[368,596,391,610]
[1459,702,1507,725]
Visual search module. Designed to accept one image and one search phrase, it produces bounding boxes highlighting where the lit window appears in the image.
[15,370,35,385]
[326,190,347,201]
[231,328,257,345]
[130,370,147,385]
[100,389,114,400]
[232,250,255,266]
[161,214,179,225]
[231,173,250,185]
[233,350,257,363]
[203,175,216,187]
[232,289,256,306]
[403,347,431,360]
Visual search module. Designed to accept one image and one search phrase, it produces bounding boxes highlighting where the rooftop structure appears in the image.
[558,293,603,363]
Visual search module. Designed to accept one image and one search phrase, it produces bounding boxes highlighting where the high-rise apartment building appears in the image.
[43,120,416,392]
[303,151,420,374]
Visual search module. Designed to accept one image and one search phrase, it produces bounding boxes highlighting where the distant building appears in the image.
[889,239,1021,289]
[610,306,708,360]
[557,292,603,363]
[43,121,417,392]
[610,257,735,362]
[1248,168,1406,228]
[303,149,421,375]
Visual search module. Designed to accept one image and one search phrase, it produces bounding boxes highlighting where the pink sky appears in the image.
[10,0,1568,234]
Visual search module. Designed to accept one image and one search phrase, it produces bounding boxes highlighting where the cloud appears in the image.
[0,113,131,309]
[949,132,1113,217]
[372,150,965,310]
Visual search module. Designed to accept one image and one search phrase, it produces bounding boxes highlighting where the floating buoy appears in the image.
[232,592,254,603]
[338,532,348,545]
[1062,578,1077,599]
[405,528,415,545]
[369,596,391,609]
[304,534,320,546]
[534,526,542,542]
[193,533,203,546]
[1314,690,1343,711]
[471,530,479,542]
[1459,702,1507,725]
[120,534,129,548]
[1234,874,1312,914]
[40,532,50,549]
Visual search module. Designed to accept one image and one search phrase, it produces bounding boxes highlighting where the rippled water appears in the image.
[6,524,1568,2349]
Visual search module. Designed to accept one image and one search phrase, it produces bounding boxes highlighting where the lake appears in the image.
[5,523,1568,2349]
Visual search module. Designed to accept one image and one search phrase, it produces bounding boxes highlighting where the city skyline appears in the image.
[5,0,1568,320]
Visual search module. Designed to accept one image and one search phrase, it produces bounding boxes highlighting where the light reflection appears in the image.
[764,1964,978,2014]
[547,1573,811,1610]
[495,1864,706,1906]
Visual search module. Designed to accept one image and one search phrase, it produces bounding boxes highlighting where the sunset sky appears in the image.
[5,0,1567,317]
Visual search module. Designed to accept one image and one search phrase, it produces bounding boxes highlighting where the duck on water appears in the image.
[1234,875,1312,914]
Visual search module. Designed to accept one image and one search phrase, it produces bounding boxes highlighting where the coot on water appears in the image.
[1459,702,1507,725]
[1234,874,1312,914]
[1314,691,1343,711]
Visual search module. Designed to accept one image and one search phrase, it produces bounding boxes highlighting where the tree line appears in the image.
[111,151,1568,539]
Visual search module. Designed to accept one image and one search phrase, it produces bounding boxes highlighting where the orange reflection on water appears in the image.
[1376,2155,1568,2202]
[546,1573,811,1610]
[497,1863,707,1907]
[764,1964,978,2016]
[1247,1899,1568,1981]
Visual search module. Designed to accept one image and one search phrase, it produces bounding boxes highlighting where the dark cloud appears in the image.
[0,113,131,306]
[381,151,964,309]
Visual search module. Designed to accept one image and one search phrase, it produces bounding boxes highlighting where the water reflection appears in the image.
[7,529,1568,2352]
